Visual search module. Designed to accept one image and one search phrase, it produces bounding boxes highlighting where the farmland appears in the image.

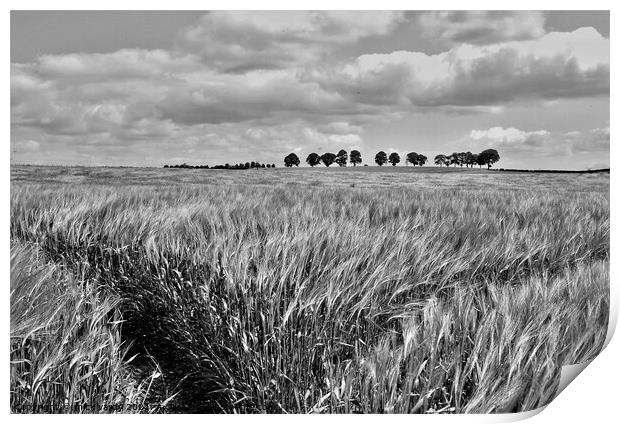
[10,165,609,413]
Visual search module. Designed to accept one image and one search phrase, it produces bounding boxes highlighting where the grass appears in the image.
[9,242,160,413]
[10,164,611,192]
[10,166,609,413]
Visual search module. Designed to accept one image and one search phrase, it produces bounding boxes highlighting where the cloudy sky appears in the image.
[11,11,609,169]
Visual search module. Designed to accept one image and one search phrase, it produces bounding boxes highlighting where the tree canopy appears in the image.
[375,151,388,166]
[306,153,321,167]
[320,152,337,167]
[388,152,401,166]
[335,150,348,167]
[478,149,500,168]
[434,154,449,167]
[407,152,428,166]
[284,153,300,167]
[434,150,500,168]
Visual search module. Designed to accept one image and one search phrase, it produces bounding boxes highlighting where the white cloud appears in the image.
[467,127,551,149]
[156,68,352,125]
[417,11,546,45]
[315,27,609,109]
[35,49,199,80]
[462,125,609,155]
[181,11,404,72]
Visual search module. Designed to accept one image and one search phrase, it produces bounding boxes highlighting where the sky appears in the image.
[10,11,609,169]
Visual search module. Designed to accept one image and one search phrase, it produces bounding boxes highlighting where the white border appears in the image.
[4,2,616,423]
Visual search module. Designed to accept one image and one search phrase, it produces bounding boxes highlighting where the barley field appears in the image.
[10,165,609,413]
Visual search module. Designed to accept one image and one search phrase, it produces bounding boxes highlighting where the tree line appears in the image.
[285,150,362,168]
[433,150,500,168]
[284,148,500,168]
[164,161,276,169]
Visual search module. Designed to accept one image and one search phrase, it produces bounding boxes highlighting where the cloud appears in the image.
[10,118,364,166]
[313,27,609,109]
[316,121,364,135]
[181,11,404,72]
[11,139,40,154]
[10,12,610,167]
[11,54,367,165]
[416,11,546,46]
[155,68,355,125]
[563,126,610,153]
[12,23,609,135]
[34,49,200,81]
[465,127,552,150]
[461,125,609,155]
[588,161,610,169]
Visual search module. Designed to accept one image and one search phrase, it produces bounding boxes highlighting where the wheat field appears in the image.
[10,166,609,413]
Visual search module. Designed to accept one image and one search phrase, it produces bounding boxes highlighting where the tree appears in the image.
[434,154,448,167]
[335,149,348,167]
[350,150,362,166]
[406,152,419,166]
[470,153,479,168]
[464,152,475,168]
[449,152,460,167]
[284,153,300,167]
[407,152,427,166]
[388,152,400,166]
[306,153,321,167]
[479,149,500,168]
[375,151,388,166]
[320,152,337,167]
[456,152,467,167]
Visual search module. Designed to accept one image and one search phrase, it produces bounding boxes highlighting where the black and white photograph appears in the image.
[9,6,611,415]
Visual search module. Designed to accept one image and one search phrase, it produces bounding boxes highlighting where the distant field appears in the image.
[10,164,611,192]
[10,165,609,413]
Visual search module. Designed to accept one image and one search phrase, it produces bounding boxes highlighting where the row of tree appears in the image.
[164,149,500,170]
[284,150,362,167]
[433,150,500,168]
[284,149,500,168]
[164,161,276,169]
[373,151,428,166]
